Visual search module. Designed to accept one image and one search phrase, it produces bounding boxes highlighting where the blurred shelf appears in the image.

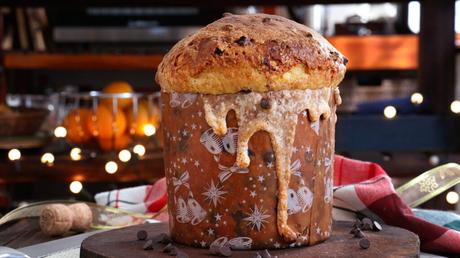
[5,35,418,71]
[4,53,164,70]
[328,35,418,71]
[0,150,164,183]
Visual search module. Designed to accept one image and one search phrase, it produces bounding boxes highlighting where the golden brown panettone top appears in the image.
[155,13,347,94]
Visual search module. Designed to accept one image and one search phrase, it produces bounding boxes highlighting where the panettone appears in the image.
[156,13,346,249]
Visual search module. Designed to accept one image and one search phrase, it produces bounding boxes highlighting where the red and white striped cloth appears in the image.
[95,156,460,254]
[334,155,460,254]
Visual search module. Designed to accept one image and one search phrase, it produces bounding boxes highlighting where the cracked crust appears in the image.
[156,13,347,94]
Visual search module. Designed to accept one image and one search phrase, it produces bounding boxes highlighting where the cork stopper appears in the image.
[39,203,93,236]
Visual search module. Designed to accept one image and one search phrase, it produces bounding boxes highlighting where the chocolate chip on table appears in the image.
[235,36,250,46]
[137,230,148,241]
[169,246,179,256]
[163,243,174,253]
[361,218,373,231]
[353,219,363,229]
[143,239,154,250]
[214,47,224,56]
[353,228,365,239]
[260,98,271,110]
[263,151,275,164]
[373,221,383,231]
[157,233,172,244]
[359,238,371,249]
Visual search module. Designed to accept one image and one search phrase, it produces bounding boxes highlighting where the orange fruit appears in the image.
[126,100,161,137]
[98,133,131,151]
[87,104,127,139]
[63,108,92,144]
[101,81,134,109]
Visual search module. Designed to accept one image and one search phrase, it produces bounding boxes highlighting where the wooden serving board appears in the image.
[81,221,420,258]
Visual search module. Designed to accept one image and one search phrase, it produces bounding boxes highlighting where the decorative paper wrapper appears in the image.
[161,89,337,249]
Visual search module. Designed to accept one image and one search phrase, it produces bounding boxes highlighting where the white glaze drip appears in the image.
[202,87,335,242]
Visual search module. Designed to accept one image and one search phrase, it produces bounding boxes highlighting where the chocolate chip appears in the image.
[262,57,270,67]
[262,17,271,23]
[157,233,172,244]
[362,218,373,231]
[239,89,251,94]
[143,239,154,250]
[214,47,224,56]
[170,247,180,256]
[260,249,272,258]
[260,98,271,110]
[263,151,275,163]
[350,227,358,235]
[305,32,313,38]
[209,244,232,257]
[343,57,349,65]
[373,221,382,231]
[137,230,148,241]
[359,238,371,249]
[354,229,365,239]
[163,243,174,253]
[235,36,250,46]
[353,219,363,229]
[248,149,255,157]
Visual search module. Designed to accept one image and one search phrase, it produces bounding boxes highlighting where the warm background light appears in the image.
[41,153,55,165]
[143,124,156,136]
[70,148,82,161]
[429,155,440,166]
[451,100,460,114]
[105,161,118,174]
[383,106,397,119]
[8,149,21,161]
[54,126,67,138]
[133,144,146,157]
[410,92,423,105]
[118,149,131,162]
[446,191,459,205]
[69,181,83,194]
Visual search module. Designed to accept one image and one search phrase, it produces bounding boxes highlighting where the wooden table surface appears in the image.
[0,218,82,249]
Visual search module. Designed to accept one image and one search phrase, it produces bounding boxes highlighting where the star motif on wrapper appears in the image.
[274,242,281,248]
[266,162,274,169]
[207,228,214,235]
[419,176,439,193]
[258,175,265,183]
[243,204,270,231]
[250,191,257,198]
[200,240,206,247]
[214,213,222,222]
[194,160,200,167]
[191,123,197,130]
[202,180,227,207]
[181,158,187,164]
